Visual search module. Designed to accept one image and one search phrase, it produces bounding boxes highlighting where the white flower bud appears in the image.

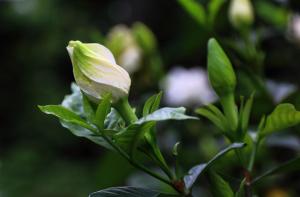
[229,0,254,29]
[66,40,131,103]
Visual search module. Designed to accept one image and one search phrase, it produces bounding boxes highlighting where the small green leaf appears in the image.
[114,122,156,156]
[89,186,160,197]
[82,93,95,121]
[255,1,289,29]
[104,108,126,130]
[184,143,245,189]
[238,93,254,139]
[38,105,96,132]
[260,104,300,137]
[137,107,198,124]
[95,93,112,129]
[195,106,233,140]
[252,156,300,184]
[177,0,206,26]
[208,0,225,26]
[143,92,163,117]
[208,171,234,197]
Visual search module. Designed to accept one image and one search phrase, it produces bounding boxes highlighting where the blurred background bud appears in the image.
[161,66,217,107]
[106,25,142,74]
[228,0,254,30]
[287,14,300,44]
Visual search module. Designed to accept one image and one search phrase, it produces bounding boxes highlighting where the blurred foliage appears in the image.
[1,0,300,196]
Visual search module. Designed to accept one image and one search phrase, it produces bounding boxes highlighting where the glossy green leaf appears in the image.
[62,83,85,116]
[143,92,163,117]
[89,186,160,197]
[114,122,156,156]
[95,93,112,129]
[208,171,234,197]
[177,0,206,26]
[38,105,96,132]
[195,105,233,140]
[252,156,300,184]
[104,108,126,130]
[184,143,245,189]
[82,93,95,122]
[137,107,198,124]
[260,104,300,137]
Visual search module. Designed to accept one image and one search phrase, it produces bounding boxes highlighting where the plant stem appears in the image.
[99,132,172,186]
[248,139,259,172]
[113,97,138,125]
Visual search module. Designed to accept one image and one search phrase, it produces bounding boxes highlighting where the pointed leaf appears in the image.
[89,186,160,197]
[208,171,234,197]
[95,93,112,129]
[143,92,162,116]
[177,0,206,26]
[252,156,300,184]
[208,0,225,26]
[38,105,96,132]
[137,107,198,124]
[114,122,156,156]
[260,104,300,137]
[184,143,245,189]
[82,93,95,121]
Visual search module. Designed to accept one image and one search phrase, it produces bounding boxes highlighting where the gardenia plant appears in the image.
[39,38,300,197]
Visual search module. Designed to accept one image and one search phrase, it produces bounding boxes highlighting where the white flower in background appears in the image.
[162,67,217,106]
[228,0,254,29]
[287,14,300,43]
[107,25,142,74]
[67,40,131,102]
[266,80,297,103]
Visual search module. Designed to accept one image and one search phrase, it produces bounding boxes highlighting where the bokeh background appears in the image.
[1,0,300,196]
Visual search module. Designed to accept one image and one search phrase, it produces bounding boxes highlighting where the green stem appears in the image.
[113,97,138,124]
[220,93,238,132]
[98,132,172,187]
[247,139,259,172]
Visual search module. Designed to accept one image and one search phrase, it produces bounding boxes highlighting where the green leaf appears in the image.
[208,171,234,197]
[38,105,96,132]
[89,186,160,197]
[255,1,289,29]
[239,94,254,139]
[195,105,233,140]
[260,104,300,137]
[95,93,112,129]
[132,22,157,55]
[208,0,225,26]
[82,93,95,122]
[62,83,84,116]
[114,122,156,156]
[104,108,126,130]
[252,156,300,184]
[177,0,206,26]
[184,143,245,189]
[137,107,198,124]
[143,92,163,117]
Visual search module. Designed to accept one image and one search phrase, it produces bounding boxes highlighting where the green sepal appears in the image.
[94,93,112,130]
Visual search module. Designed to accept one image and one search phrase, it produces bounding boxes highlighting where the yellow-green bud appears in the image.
[229,0,254,29]
[66,40,131,103]
[207,38,236,97]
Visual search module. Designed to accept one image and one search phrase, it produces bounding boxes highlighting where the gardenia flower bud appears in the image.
[67,40,131,102]
[229,0,254,29]
[207,38,236,97]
